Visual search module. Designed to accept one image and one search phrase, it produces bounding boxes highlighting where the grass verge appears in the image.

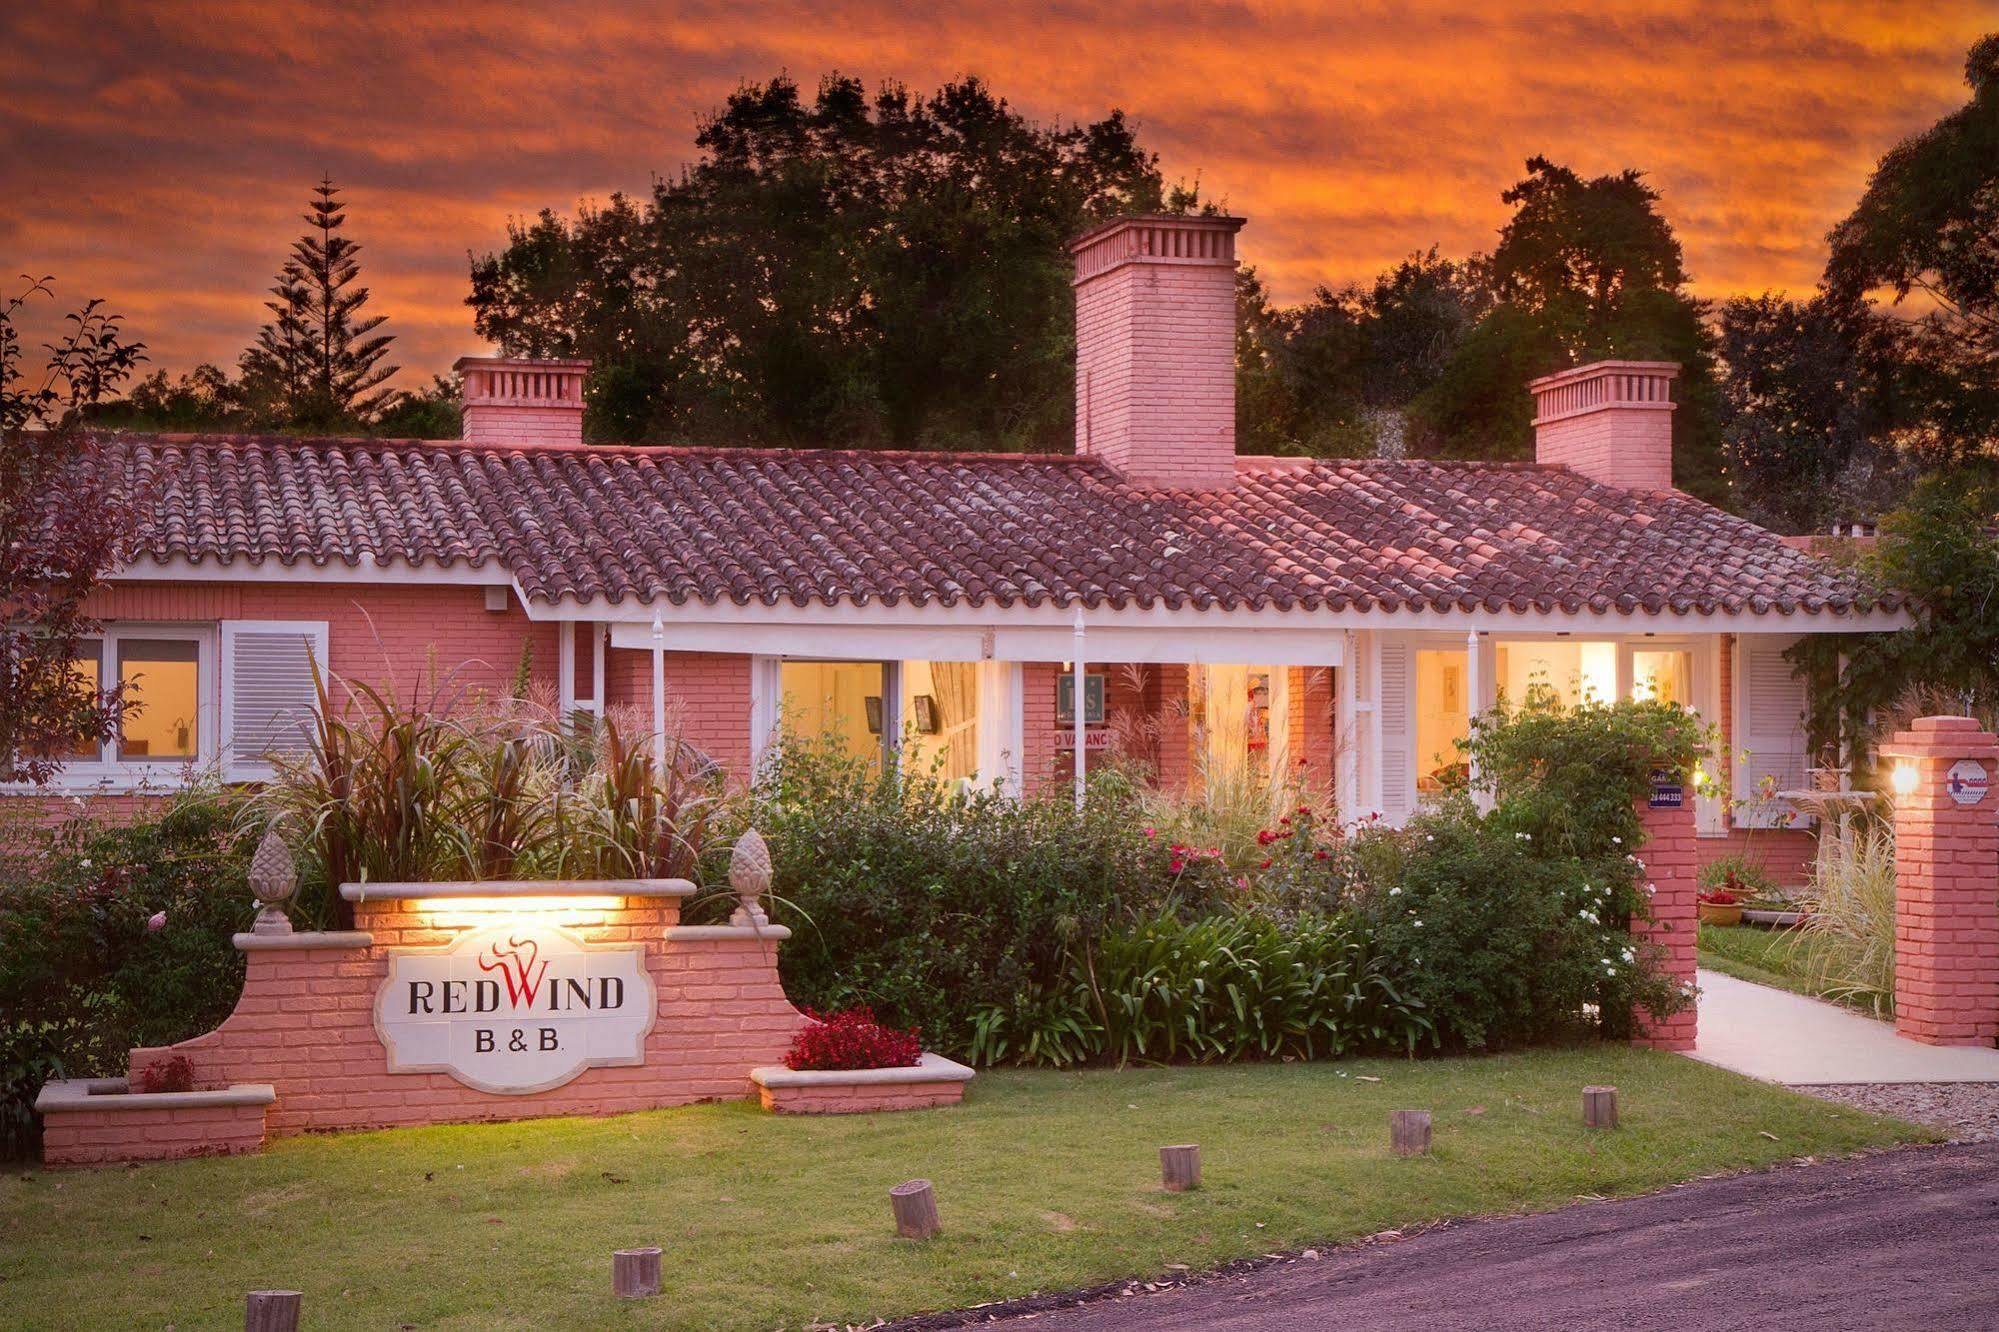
[1698,922,1874,1010]
[0,1049,1927,1331]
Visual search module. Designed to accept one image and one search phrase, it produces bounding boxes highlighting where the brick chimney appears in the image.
[1529,360,1679,491]
[1071,214,1246,490]
[454,356,591,447]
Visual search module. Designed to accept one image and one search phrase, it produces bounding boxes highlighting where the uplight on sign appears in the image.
[374,919,654,1095]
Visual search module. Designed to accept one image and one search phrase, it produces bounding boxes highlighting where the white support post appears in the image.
[1465,629,1483,804]
[1072,608,1087,810]
[650,612,667,776]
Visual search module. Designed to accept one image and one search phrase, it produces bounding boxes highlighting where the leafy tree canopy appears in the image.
[1406,158,1726,502]
[1825,34,1999,460]
[467,73,1179,449]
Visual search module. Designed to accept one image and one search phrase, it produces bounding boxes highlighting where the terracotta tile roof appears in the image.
[106,434,1901,619]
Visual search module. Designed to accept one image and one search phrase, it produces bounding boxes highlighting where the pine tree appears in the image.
[238,261,312,425]
[237,178,400,429]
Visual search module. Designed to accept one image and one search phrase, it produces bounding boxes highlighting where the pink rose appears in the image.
[146,911,166,933]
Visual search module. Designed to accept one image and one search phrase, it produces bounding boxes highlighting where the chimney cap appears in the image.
[1527,360,1679,394]
[452,355,593,373]
[1067,212,1246,253]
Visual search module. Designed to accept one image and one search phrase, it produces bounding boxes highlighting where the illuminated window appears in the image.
[1413,649,1470,793]
[1632,649,1693,706]
[900,661,981,785]
[779,661,889,764]
[69,644,104,757]
[1495,640,1617,708]
[117,638,201,760]
[55,630,207,768]
[1189,665,1286,788]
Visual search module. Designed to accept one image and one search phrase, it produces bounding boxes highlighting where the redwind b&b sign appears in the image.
[374,922,655,1094]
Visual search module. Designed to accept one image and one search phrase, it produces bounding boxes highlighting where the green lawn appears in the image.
[0,1050,1926,1331]
[1697,922,1884,1014]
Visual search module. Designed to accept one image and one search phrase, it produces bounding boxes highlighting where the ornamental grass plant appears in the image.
[254,663,720,922]
[1795,824,1898,1016]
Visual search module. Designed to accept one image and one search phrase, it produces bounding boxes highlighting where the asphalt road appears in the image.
[939,1144,1999,1331]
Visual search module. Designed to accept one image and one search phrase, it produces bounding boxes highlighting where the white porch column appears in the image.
[649,611,667,775]
[1071,608,1087,809]
[1465,629,1483,801]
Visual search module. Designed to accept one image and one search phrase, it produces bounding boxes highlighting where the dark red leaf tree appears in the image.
[1,277,147,784]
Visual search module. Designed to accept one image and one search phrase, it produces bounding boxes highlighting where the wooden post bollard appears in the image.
[1160,1144,1201,1192]
[1583,1085,1619,1130]
[612,1247,663,1298]
[244,1290,301,1332]
[890,1179,941,1240]
[1389,1110,1432,1157]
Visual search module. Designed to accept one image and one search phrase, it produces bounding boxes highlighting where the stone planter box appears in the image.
[750,1053,975,1114]
[1742,907,1810,928]
[35,1078,275,1167]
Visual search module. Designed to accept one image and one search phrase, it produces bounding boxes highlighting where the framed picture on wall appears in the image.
[1055,672,1106,725]
[864,695,884,735]
[912,694,941,734]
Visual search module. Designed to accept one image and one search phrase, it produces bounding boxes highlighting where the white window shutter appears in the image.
[1378,640,1413,825]
[220,621,328,782]
[1734,635,1809,829]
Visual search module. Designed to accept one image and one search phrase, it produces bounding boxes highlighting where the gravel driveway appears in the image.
[899,1143,1999,1332]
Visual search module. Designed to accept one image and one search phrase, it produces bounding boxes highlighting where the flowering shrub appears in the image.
[134,1054,195,1093]
[783,1007,923,1071]
[0,788,253,1157]
[1697,889,1743,906]
[742,731,1232,1058]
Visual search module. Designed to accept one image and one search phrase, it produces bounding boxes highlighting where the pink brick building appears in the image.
[13,213,1906,883]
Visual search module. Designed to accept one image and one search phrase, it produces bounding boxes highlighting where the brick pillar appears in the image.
[1632,796,1698,1050]
[1881,716,1999,1047]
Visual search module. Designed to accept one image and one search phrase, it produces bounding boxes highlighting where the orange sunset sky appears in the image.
[2,1,1989,388]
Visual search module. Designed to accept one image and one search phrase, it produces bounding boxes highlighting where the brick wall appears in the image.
[41,1100,267,1167]
[604,647,752,778]
[1632,797,1698,1051]
[128,896,810,1137]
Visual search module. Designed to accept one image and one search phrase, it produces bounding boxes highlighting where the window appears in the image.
[779,660,890,764]
[1413,649,1469,792]
[117,638,200,759]
[67,630,208,765]
[1189,664,1288,789]
[1494,640,1618,708]
[900,661,980,785]
[1632,649,1693,706]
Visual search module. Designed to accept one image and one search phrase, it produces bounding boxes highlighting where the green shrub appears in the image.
[1364,800,1681,1050]
[970,909,1430,1067]
[0,788,254,1157]
[741,733,1227,1057]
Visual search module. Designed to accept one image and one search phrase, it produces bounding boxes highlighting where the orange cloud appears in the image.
[1,0,1985,386]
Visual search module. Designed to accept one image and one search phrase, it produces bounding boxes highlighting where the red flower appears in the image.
[1258,858,1273,870]
[1314,849,1329,861]
[784,1007,922,1071]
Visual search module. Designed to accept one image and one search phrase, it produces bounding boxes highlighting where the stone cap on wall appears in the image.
[1881,715,1999,759]
[35,1077,277,1114]
[749,1053,975,1089]
[339,878,696,902]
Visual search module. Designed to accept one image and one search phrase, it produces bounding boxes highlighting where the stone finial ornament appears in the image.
[248,826,297,936]
[728,827,772,927]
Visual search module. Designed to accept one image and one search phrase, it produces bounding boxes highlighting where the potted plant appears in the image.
[1697,888,1745,926]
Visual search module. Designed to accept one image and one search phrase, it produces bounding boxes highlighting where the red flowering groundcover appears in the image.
[783,1007,923,1072]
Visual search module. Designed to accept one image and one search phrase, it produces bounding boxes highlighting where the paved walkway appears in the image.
[932,1144,1999,1331]
[1690,968,1999,1085]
